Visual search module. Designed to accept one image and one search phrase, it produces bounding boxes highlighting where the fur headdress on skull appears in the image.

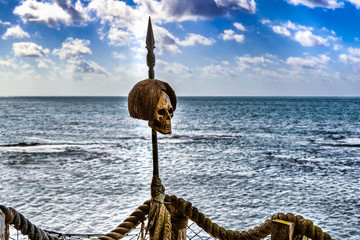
[128,79,176,134]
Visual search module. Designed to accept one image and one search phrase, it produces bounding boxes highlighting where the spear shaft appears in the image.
[146,17,159,178]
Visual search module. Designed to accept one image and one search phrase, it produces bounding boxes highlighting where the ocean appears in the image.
[0,97,359,239]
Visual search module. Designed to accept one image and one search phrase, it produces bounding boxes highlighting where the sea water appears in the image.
[0,97,359,239]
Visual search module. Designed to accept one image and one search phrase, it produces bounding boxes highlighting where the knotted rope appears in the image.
[165,194,334,240]
[146,177,172,240]
[0,201,150,240]
[95,200,150,240]
[0,205,59,240]
[1,195,333,240]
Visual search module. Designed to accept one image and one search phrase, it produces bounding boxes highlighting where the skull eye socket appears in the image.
[158,108,165,115]
[168,107,173,114]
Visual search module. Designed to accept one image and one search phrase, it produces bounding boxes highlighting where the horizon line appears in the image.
[0,95,359,98]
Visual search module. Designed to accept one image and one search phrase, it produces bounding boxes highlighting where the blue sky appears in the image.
[0,0,360,96]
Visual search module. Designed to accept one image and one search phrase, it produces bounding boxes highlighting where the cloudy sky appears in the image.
[1,0,360,96]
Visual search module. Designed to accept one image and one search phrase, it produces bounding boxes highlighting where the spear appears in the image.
[146,17,155,80]
[146,17,159,178]
[144,18,173,240]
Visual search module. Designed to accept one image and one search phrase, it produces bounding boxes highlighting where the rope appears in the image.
[146,177,172,240]
[44,230,104,238]
[0,205,59,240]
[0,200,150,240]
[94,200,150,240]
[270,213,333,240]
[164,195,334,240]
[1,196,334,240]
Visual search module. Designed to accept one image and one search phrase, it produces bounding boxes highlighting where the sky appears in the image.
[0,0,360,96]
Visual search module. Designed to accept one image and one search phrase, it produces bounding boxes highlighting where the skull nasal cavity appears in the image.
[158,109,165,115]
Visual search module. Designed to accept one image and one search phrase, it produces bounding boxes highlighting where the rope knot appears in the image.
[151,177,165,203]
[147,177,172,240]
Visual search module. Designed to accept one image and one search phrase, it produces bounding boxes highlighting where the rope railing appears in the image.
[94,200,150,240]
[0,195,333,240]
[0,205,58,240]
[165,195,333,240]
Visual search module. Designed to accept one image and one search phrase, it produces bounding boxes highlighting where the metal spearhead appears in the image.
[146,17,155,79]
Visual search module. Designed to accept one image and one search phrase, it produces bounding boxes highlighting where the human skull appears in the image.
[148,91,174,134]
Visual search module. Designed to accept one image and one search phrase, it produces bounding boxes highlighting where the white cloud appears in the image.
[267,19,312,29]
[157,59,192,78]
[87,0,144,29]
[221,29,245,43]
[234,22,246,31]
[339,47,360,64]
[152,25,181,54]
[272,26,291,37]
[293,30,329,46]
[2,25,30,39]
[53,37,92,60]
[108,28,131,46]
[0,19,11,26]
[236,55,273,71]
[150,26,215,54]
[85,0,226,56]
[69,59,109,75]
[286,0,344,9]
[36,58,55,68]
[286,54,331,69]
[0,58,18,68]
[13,0,86,27]
[162,0,257,23]
[260,19,271,25]
[347,0,360,8]
[248,67,290,81]
[88,0,215,54]
[199,53,346,87]
[13,42,49,57]
[284,21,313,31]
[114,62,146,84]
[52,37,109,80]
[333,44,342,51]
[348,47,360,56]
[271,20,313,38]
[200,55,293,83]
[269,21,339,48]
[201,63,236,79]
[113,52,126,59]
[214,0,256,13]
[178,33,215,46]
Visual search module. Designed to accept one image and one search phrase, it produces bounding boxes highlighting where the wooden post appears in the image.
[164,202,188,240]
[271,219,295,240]
[0,209,9,240]
[170,215,188,240]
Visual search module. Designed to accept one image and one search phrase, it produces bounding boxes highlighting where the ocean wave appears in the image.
[313,130,351,141]
[319,137,360,147]
[2,148,109,166]
[325,143,360,147]
[168,134,241,142]
[1,142,43,147]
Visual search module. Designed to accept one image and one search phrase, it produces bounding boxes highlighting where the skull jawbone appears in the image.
[148,119,172,134]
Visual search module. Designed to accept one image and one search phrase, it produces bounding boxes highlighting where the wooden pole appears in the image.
[0,209,9,240]
[146,17,159,179]
[271,219,295,240]
[152,129,159,177]
[164,202,188,240]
